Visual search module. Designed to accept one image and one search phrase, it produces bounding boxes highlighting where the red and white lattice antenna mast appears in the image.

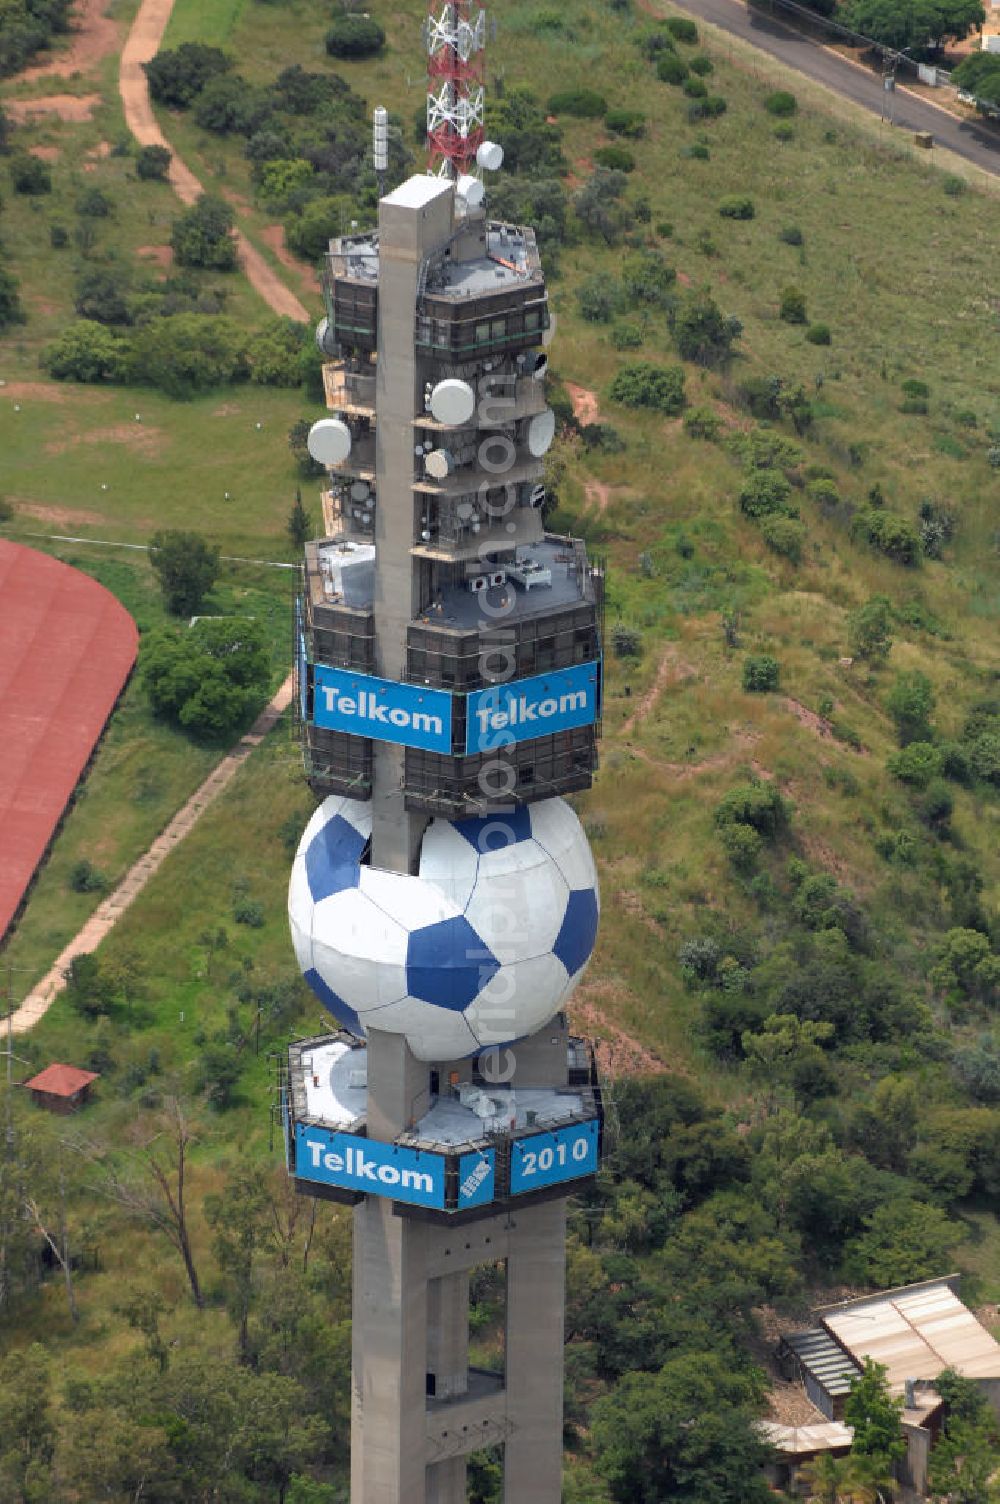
[425,2,486,179]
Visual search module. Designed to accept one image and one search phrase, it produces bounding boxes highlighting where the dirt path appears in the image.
[15,0,121,82]
[118,0,309,323]
[8,676,293,1035]
[621,643,697,739]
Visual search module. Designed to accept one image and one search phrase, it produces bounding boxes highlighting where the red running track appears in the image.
[0,542,138,941]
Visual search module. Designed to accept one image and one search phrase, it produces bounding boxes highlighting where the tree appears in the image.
[591,1353,773,1503]
[149,529,220,614]
[739,467,792,519]
[674,289,741,365]
[288,488,312,548]
[885,669,935,744]
[129,313,249,397]
[0,262,24,332]
[843,1200,957,1287]
[743,654,780,693]
[843,0,984,51]
[247,316,307,386]
[848,596,893,664]
[142,615,270,737]
[780,286,808,324]
[762,514,806,563]
[954,50,1000,108]
[0,1344,55,1500]
[742,1014,834,1102]
[932,928,1000,1006]
[170,193,238,270]
[74,266,131,325]
[844,1359,905,1464]
[143,43,232,108]
[9,151,51,194]
[136,143,172,180]
[206,1167,272,1362]
[325,14,385,56]
[289,417,326,476]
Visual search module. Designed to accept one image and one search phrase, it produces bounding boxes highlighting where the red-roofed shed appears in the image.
[23,1063,99,1114]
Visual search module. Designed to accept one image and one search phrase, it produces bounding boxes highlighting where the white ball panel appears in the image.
[364,999,481,1062]
[359,866,459,933]
[464,855,568,962]
[466,952,571,1046]
[419,819,480,912]
[476,837,549,882]
[529,798,599,893]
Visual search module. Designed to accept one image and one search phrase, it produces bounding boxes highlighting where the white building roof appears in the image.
[760,1421,854,1455]
[384,174,453,210]
[819,1278,1000,1394]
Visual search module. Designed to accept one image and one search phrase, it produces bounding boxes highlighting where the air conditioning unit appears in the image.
[489,571,506,588]
[468,575,489,593]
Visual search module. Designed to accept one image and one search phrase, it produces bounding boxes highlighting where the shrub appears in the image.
[612,624,642,658]
[714,779,788,838]
[75,268,131,326]
[656,220,674,238]
[605,108,646,137]
[901,378,930,399]
[779,225,803,245]
[43,321,128,383]
[49,224,69,249]
[10,153,51,194]
[247,316,307,386]
[548,88,607,117]
[577,274,623,323]
[609,362,686,414]
[683,406,720,440]
[761,515,806,563]
[720,822,764,873]
[611,321,643,349]
[77,187,113,218]
[887,742,943,788]
[806,323,831,346]
[885,670,935,744]
[665,15,698,41]
[943,174,966,196]
[683,77,708,99]
[779,286,808,324]
[681,142,710,160]
[143,44,232,108]
[773,121,795,141]
[848,596,893,664]
[594,144,635,172]
[234,899,265,928]
[193,75,273,135]
[656,52,688,84]
[136,144,172,181]
[0,498,13,523]
[719,195,754,220]
[806,478,839,513]
[852,508,922,567]
[622,248,676,305]
[637,26,676,59]
[689,54,714,75]
[920,778,954,828]
[742,654,780,693]
[765,90,797,116]
[69,859,106,894]
[325,15,385,58]
[128,314,249,397]
[901,397,928,415]
[0,264,24,332]
[739,467,792,519]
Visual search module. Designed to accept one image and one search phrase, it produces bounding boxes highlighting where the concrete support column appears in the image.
[426,1457,468,1504]
[427,1269,470,1399]
[503,1199,567,1504]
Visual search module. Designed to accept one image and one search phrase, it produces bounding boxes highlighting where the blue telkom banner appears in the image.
[295,1124,498,1212]
[465,663,600,755]
[296,1123,446,1208]
[313,666,453,754]
[509,1119,600,1196]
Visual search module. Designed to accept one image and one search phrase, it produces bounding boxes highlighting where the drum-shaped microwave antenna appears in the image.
[456,174,486,208]
[429,379,475,426]
[307,418,352,465]
[476,140,504,172]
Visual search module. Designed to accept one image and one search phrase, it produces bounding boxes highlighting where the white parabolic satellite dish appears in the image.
[307,417,352,465]
[425,449,453,480]
[527,408,556,458]
[429,378,475,426]
[456,173,486,208]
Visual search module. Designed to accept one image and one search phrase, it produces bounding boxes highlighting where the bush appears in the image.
[622,248,676,305]
[779,286,808,324]
[609,362,686,414]
[742,654,780,693]
[901,377,929,399]
[806,477,840,511]
[689,54,714,75]
[325,14,385,57]
[637,26,677,58]
[773,121,795,142]
[49,224,69,249]
[765,90,797,116]
[548,88,607,117]
[683,77,708,99]
[683,406,721,440]
[605,108,646,137]
[719,195,754,220]
[143,44,232,108]
[10,152,51,194]
[69,859,106,894]
[720,822,763,873]
[234,899,265,928]
[806,323,831,346]
[761,514,806,563]
[142,617,270,737]
[885,670,935,744]
[673,290,740,366]
[136,144,172,180]
[194,74,273,135]
[77,187,113,218]
[612,624,642,658]
[852,507,922,567]
[714,779,788,839]
[128,314,249,397]
[681,142,710,160]
[887,742,943,788]
[74,268,131,326]
[611,321,643,349]
[656,52,688,84]
[43,320,128,383]
[0,263,24,332]
[847,596,893,664]
[779,225,803,245]
[665,15,698,41]
[171,194,237,270]
[739,467,792,519]
[594,144,635,172]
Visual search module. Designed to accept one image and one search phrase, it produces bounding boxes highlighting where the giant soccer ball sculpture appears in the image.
[288,795,600,1061]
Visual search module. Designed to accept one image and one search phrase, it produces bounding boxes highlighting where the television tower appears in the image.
[282,17,605,1501]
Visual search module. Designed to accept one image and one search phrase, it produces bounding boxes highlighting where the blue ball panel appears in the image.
[406,915,500,1012]
[453,806,531,852]
[552,888,599,978]
[303,966,363,1036]
[305,814,366,903]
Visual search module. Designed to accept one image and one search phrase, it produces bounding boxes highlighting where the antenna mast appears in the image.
[426,1,486,179]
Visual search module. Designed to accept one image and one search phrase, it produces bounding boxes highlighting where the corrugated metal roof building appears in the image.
[781,1327,862,1420]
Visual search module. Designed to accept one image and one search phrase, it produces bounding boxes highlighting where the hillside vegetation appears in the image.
[1,0,999,1499]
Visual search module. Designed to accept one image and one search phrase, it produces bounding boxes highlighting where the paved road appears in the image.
[671,0,1000,177]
